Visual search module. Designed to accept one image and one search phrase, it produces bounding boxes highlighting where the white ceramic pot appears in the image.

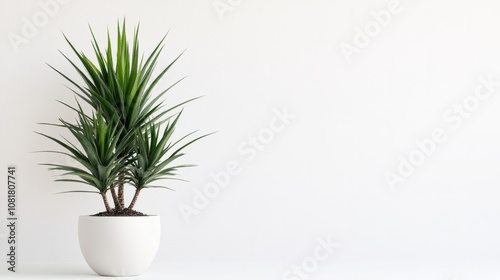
[78,215,161,276]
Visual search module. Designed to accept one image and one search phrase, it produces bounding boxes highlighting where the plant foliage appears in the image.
[38,20,207,214]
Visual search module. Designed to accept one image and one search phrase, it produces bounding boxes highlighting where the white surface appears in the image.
[1,261,500,280]
[0,0,499,276]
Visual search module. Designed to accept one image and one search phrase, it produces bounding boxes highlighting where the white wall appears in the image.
[1,0,500,268]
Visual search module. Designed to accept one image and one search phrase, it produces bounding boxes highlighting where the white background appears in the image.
[1,0,500,279]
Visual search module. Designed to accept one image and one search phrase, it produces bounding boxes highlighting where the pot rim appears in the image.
[79,214,159,218]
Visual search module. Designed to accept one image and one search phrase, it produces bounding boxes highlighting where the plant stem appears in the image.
[100,192,112,213]
[110,186,119,209]
[128,188,141,210]
[117,172,125,210]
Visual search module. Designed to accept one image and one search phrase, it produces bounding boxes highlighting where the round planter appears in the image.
[78,215,160,276]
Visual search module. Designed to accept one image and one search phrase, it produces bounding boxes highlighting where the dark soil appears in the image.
[92,208,148,217]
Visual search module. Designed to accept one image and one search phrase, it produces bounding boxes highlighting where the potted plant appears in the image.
[37,21,207,276]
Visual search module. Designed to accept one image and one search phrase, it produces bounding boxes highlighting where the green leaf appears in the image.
[40,20,211,206]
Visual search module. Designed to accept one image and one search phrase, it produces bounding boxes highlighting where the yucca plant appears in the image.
[39,20,206,215]
[37,106,134,212]
[127,112,200,210]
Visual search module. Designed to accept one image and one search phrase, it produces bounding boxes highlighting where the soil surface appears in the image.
[92,208,148,216]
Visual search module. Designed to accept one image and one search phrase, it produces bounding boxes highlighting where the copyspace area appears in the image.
[1,0,500,279]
